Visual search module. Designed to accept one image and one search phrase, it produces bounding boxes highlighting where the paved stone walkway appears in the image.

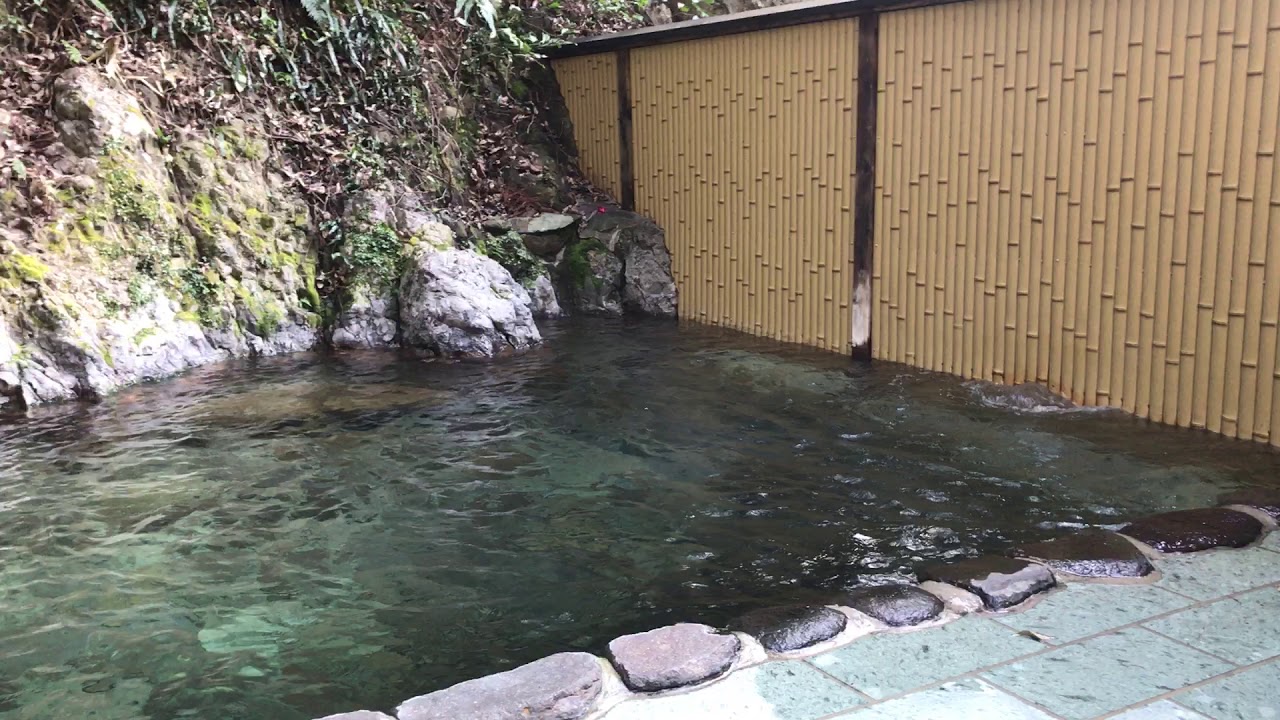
[598,532,1280,720]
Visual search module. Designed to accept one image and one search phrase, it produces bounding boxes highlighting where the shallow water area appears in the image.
[1,317,1277,719]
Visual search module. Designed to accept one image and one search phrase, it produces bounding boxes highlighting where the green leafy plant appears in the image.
[344,222,404,290]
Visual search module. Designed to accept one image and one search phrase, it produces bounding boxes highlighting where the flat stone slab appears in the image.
[728,605,847,653]
[1217,487,1280,521]
[1120,508,1264,553]
[511,213,576,234]
[316,713,394,720]
[918,556,1055,610]
[842,584,945,627]
[1014,528,1155,578]
[919,581,984,614]
[396,652,602,720]
[607,623,739,692]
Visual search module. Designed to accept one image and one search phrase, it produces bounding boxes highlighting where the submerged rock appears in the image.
[1217,488,1280,522]
[396,652,603,720]
[728,605,846,653]
[970,381,1075,413]
[841,584,945,627]
[1120,508,1264,553]
[399,246,541,358]
[607,623,739,692]
[917,556,1055,610]
[1015,528,1154,578]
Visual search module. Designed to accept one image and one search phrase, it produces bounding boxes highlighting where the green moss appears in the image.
[176,310,200,323]
[11,344,33,368]
[298,257,325,319]
[101,156,160,227]
[133,327,158,345]
[214,125,265,161]
[563,239,607,289]
[190,192,215,219]
[478,231,540,284]
[73,216,105,246]
[256,306,282,336]
[1,253,51,283]
[179,265,222,326]
[101,344,115,369]
[292,212,309,229]
[127,276,153,307]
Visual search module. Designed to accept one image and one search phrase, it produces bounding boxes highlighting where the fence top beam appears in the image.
[545,0,956,58]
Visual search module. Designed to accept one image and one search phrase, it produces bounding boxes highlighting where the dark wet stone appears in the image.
[729,605,847,653]
[1120,508,1264,553]
[842,584,945,627]
[396,652,602,720]
[1014,528,1154,578]
[607,623,740,692]
[917,556,1055,610]
[1217,488,1280,522]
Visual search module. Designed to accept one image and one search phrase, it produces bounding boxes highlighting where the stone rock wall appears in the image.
[0,67,322,409]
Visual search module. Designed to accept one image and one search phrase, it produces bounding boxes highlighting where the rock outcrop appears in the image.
[331,188,455,349]
[0,67,322,408]
[556,207,677,318]
[399,245,542,358]
[0,69,678,410]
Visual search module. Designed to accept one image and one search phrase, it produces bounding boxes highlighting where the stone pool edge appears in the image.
[314,490,1280,720]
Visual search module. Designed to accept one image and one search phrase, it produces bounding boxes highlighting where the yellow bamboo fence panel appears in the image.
[629,20,860,352]
[875,0,1280,445]
[552,53,623,198]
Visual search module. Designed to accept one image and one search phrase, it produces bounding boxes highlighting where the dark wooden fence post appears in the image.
[616,49,636,211]
[851,13,879,361]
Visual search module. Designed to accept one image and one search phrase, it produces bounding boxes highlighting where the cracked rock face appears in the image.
[729,605,847,653]
[1120,508,1264,553]
[1015,528,1155,579]
[607,623,740,692]
[917,556,1055,610]
[396,652,603,720]
[842,584,945,627]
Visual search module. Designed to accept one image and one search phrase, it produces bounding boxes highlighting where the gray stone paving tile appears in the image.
[1108,700,1212,720]
[1154,548,1280,601]
[981,628,1232,720]
[806,616,1041,700]
[1263,531,1280,553]
[993,583,1192,644]
[1146,587,1280,666]
[830,679,1054,719]
[600,660,864,720]
[1175,662,1280,720]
